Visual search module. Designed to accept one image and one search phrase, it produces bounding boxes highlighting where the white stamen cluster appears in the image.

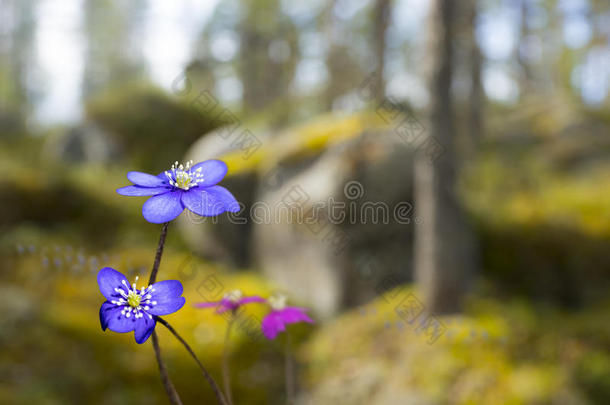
[111,276,157,320]
[165,160,204,191]
[224,289,243,303]
[268,294,287,311]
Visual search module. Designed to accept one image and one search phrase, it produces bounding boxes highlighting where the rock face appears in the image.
[178,125,269,267]
[180,122,415,317]
[253,130,415,316]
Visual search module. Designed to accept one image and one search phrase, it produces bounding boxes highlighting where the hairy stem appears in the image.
[285,333,295,404]
[149,222,169,285]
[148,222,182,404]
[152,331,183,405]
[158,317,229,405]
[222,317,236,405]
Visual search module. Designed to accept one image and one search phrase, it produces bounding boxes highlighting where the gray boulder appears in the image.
[179,122,416,317]
[177,125,269,267]
[253,129,415,316]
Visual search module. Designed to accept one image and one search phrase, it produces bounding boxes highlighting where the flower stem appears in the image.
[148,222,182,405]
[285,333,295,404]
[149,222,169,285]
[158,317,229,405]
[152,331,183,405]
[221,317,236,405]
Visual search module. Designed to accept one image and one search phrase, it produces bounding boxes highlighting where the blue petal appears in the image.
[100,301,112,330]
[190,160,228,186]
[146,280,185,316]
[134,314,156,344]
[98,267,128,300]
[156,171,170,182]
[127,171,165,187]
[181,186,240,217]
[100,302,137,333]
[147,297,186,316]
[117,185,169,196]
[150,279,184,298]
[142,191,184,223]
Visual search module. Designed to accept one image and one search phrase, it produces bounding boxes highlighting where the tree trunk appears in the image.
[81,0,146,100]
[469,0,484,143]
[323,0,338,110]
[414,0,474,314]
[373,0,391,103]
[517,0,533,95]
[4,0,36,124]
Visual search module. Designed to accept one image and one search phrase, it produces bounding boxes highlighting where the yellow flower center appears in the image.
[174,171,192,190]
[224,289,243,303]
[127,291,142,308]
[269,294,287,311]
[112,276,157,320]
[165,160,204,191]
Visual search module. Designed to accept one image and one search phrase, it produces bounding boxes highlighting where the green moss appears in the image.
[575,350,610,403]
[220,111,387,176]
[463,144,610,305]
[1,247,290,404]
[302,287,608,404]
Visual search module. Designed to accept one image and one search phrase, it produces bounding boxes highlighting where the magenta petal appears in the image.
[261,312,286,340]
[278,307,314,324]
[142,191,184,223]
[127,171,165,187]
[117,185,169,196]
[193,301,221,308]
[261,307,314,340]
[215,299,238,314]
[238,296,266,305]
[190,160,228,186]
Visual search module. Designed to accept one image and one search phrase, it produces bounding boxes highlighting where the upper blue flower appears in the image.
[98,267,186,344]
[117,159,240,223]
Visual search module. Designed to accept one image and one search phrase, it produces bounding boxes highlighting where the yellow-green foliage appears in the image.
[1,247,304,404]
[0,149,157,251]
[2,104,610,403]
[464,153,610,238]
[462,144,610,303]
[303,286,610,404]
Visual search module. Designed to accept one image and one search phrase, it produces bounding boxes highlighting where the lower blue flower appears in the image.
[97,267,186,344]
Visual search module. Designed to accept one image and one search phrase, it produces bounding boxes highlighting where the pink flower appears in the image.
[194,290,264,314]
[261,295,314,340]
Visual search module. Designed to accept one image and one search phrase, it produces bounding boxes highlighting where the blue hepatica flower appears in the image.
[98,267,185,344]
[117,159,240,223]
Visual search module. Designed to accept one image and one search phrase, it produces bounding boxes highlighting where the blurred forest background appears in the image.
[1,0,610,404]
